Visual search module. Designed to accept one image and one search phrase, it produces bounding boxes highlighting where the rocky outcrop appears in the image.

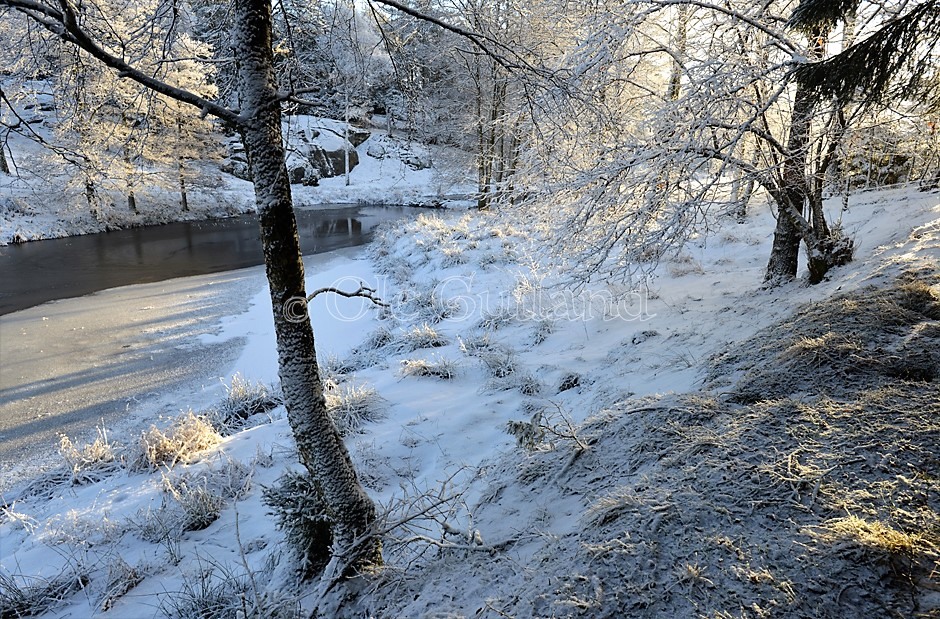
[365,134,432,170]
[222,120,364,185]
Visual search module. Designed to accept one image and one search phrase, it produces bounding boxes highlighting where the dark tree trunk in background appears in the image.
[0,142,9,175]
[232,0,381,573]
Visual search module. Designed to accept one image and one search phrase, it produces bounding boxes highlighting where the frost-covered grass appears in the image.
[1,186,939,617]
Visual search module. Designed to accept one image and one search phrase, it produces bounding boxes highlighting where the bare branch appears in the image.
[307,283,389,307]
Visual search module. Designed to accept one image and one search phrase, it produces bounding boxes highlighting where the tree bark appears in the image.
[232,0,380,572]
[765,76,815,283]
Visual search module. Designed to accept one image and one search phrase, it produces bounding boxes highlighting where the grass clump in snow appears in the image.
[208,374,282,433]
[262,472,333,580]
[159,556,302,619]
[0,570,89,618]
[325,380,387,436]
[57,427,122,485]
[162,460,253,532]
[399,356,459,380]
[98,557,144,613]
[396,284,462,324]
[131,411,222,472]
[396,323,449,352]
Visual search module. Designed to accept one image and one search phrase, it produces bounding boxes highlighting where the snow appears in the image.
[0,184,938,617]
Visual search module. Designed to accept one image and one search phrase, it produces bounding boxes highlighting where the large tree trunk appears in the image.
[765,71,817,283]
[232,0,381,573]
[765,34,853,285]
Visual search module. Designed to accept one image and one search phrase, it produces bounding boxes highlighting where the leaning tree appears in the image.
[0,0,381,576]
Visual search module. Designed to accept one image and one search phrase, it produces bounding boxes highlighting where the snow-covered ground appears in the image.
[0,185,938,617]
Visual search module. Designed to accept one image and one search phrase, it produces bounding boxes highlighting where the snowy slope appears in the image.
[0,185,937,617]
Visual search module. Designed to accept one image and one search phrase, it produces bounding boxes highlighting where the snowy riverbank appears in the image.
[0,116,473,246]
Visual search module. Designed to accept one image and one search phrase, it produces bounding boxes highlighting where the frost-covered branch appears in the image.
[0,0,238,123]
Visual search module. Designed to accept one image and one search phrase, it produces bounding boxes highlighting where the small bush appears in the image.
[478,306,516,331]
[131,412,222,472]
[0,570,89,618]
[262,472,333,580]
[397,323,449,352]
[163,460,254,532]
[399,286,461,324]
[334,327,397,372]
[160,562,250,619]
[132,503,184,563]
[98,557,143,612]
[531,318,556,345]
[480,350,517,378]
[400,356,459,380]
[459,333,496,356]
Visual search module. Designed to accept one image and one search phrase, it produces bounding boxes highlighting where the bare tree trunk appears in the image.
[233,0,380,573]
[667,4,688,101]
[474,61,488,210]
[766,79,814,283]
[178,120,189,211]
[344,85,351,187]
[766,75,852,285]
[179,162,189,211]
[0,141,9,175]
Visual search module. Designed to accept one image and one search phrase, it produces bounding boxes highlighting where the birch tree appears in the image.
[0,0,381,578]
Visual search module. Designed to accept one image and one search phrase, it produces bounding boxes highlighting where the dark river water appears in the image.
[0,205,410,315]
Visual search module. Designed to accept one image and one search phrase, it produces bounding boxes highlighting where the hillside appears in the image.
[0,185,938,618]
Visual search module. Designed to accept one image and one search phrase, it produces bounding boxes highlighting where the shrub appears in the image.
[58,427,123,485]
[325,382,386,436]
[0,570,89,618]
[262,472,333,580]
[480,350,517,378]
[209,374,281,433]
[397,323,449,352]
[163,460,254,532]
[98,557,144,612]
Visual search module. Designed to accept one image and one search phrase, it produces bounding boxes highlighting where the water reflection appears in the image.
[0,206,410,315]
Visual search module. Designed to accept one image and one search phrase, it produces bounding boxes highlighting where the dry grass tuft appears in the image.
[131,412,222,472]
[58,427,123,485]
[399,356,459,380]
[812,515,936,558]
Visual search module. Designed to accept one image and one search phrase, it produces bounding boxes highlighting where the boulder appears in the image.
[347,127,371,147]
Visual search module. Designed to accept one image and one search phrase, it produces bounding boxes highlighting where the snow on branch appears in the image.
[0,0,239,124]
